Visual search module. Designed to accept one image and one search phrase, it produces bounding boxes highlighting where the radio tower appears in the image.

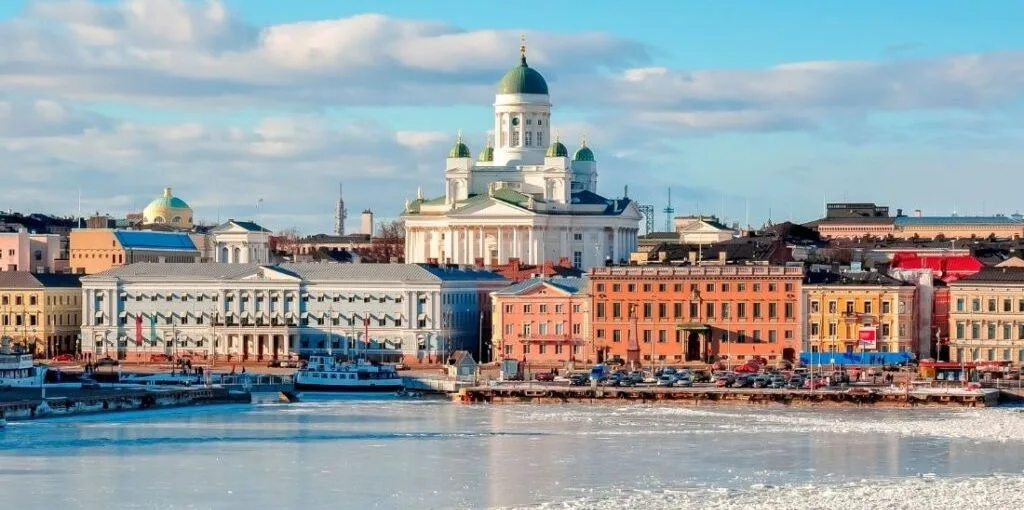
[662,187,675,232]
[334,182,347,236]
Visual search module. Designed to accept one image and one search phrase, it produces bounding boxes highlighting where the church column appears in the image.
[512,227,520,262]
[497,227,504,265]
[478,227,485,265]
[611,228,619,264]
[527,228,535,264]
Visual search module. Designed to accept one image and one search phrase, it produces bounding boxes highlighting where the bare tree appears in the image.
[360,220,405,263]
[270,227,302,257]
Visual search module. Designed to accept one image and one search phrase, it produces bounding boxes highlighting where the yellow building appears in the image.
[0,272,82,357]
[805,271,917,355]
[948,268,1024,363]
[69,229,201,274]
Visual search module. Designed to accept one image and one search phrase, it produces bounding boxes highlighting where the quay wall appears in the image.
[0,387,248,421]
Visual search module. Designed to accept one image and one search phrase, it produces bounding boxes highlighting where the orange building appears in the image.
[589,265,803,367]
[490,277,589,365]
[69,229,201,274]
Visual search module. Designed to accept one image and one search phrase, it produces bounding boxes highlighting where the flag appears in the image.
[135,314,143,346]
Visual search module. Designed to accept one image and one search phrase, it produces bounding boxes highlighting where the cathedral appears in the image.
[401,42,641,270]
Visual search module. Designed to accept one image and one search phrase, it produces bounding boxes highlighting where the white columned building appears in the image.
[210,220,272,264]
[401,42,641,270]
[80,263,507,364]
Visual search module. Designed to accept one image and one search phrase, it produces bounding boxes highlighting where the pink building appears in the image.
[0,228,66,273]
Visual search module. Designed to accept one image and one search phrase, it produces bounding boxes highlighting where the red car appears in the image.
[51,354,74,363]
[534,372,556,382]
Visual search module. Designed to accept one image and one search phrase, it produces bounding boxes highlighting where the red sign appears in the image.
[858,327,877,349]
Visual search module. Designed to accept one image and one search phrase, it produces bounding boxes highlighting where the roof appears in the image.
[497,53,549,95]
[114,231,197,252]
[145,188,190,210]
[895,216,1023,225]
[954,268,1024,284]
[804,270,910,286]
[298,233,373,244]
[493,276,588,296]
[85,262,507,283]
[448,350,475,366]
[573,143,594,162]
[545,140,568,157]
[890,252,983,282]
[0,272,82,288]
[225,220,270,233]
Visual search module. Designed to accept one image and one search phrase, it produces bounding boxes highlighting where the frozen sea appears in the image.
[3,396,1024,509]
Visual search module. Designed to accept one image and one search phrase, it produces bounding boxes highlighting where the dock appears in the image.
[455,384,1001,408]
[0,385,250,421]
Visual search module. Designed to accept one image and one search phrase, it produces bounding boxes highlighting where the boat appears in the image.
[294,356,404,392]
[0,337,46,388]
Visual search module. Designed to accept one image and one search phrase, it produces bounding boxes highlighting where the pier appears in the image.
[0,385,249,421]
[455,384,1001,407]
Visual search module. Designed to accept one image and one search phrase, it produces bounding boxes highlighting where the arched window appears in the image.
[233,247,242,263]
[171,216,182,224]
[154,216,165,223]
[220,247,229,263]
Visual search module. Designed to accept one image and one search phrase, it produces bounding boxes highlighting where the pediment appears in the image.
[451,198,534,217]
[240,266,302,281]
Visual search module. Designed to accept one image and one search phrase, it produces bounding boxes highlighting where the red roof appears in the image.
[890,252,983,282]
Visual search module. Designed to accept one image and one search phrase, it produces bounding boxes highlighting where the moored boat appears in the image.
[294,356,404,392]
[0,337,45,389]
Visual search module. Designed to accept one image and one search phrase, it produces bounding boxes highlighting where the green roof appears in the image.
[478,145,494,162]
[573,142,595,162]
[546,140,568,158]
[497,55,549,95]
[448,140,470,158]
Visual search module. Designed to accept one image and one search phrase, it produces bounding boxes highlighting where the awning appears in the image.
[675,323,709,331]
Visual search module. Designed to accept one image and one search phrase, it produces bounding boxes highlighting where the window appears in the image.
[828,301,837,313]
[643,284,652,292]
[988,299,997,312]
[690,302,699,318]
[784,303,794,319]
[539,305,547,313]
[673,302,683,318]
[971,323,980,339]
[721,283,730,292]
[882,301,891,314]
[768,303,777,319]
[971,299,980,312]
[555,304,564,313]
[573,233,583,241]
[596,302,606,319]
[572,251,582,268]
[658,330,666,343]
[539,323,548,335]
[827,322,837,337]
[737,303,746,318]
[572,323,580,335]
[738,283,746,292]
[612,284,620,292]
[511,130,520,147]
[768,330,777,343]
[810,301,820,313]
[752,303,762,318]
[845,301,854,314]
[705,283,713,292]
[753,283,761,292]
[768,283,777,292]
[1005,299,1013,313]
[810,323,820,337]
[29,296,37,306]
[643,303,652,318]
[504,304,513,314]
[596,284,605,292]
[988,323,996,340]
[612,329,621,342]
[954,298,965,312]
[522,323,531,336]
[642,330,651,343]
[705,302,715,319]
[864,301,872,314]
[721,303,730,319]
[523,305,531,314]
[555,323,564,335]
[1004,324,1012,340]
[658,303,667,319]
[612,302,621,318]
[784,283,794,292]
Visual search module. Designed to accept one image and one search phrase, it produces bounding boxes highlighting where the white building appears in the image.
[80,263,507,363]
[402,42,641,270]
[673,216,737,244]
[210,220,271,264]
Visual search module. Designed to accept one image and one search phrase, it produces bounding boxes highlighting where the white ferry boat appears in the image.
[294,356,404,392]
[0,338,46,388]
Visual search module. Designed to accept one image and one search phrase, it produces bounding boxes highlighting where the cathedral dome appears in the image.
[545,139,568,158]
[448,133,471,158]
[497,42,549,95]
[478,145,494,162]
[142,187,193,228]
[573,138,595,162]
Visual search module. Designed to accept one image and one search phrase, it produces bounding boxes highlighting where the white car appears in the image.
[656,375,675,387]
[673,375,694,387]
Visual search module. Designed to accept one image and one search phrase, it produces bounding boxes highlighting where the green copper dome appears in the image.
[497,51,549,95]
[448,133,471,158]
[478,144,494,162]
[546,140,568,157]
[573,138,595,162]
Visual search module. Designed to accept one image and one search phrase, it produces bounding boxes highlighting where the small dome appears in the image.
[478,145,494,162]
[448,132,471,158]
[497,41,549,95]
[573,137,595,162]
[546,140,568,158]
[143,187,193,228]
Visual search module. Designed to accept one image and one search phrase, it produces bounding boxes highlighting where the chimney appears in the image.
[718,251,727,263]
[361,210,374,236]
[688,250,698,264]
[914,209,922,218]
[509,257,520,273]
[896,209,903,217]
[659,251,668,262]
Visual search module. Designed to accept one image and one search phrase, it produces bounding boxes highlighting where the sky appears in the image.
[2,0,1024,234]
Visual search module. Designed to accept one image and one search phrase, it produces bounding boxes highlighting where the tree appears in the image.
[270,227,302,257]
[359,220,404,263]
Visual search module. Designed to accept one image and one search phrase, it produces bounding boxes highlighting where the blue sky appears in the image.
[1,0,1023,234]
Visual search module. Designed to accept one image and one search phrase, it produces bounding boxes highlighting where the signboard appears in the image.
[858,327,877,350]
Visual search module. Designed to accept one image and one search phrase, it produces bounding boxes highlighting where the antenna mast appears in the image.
[334,182,347,236]
[661,187,675,232]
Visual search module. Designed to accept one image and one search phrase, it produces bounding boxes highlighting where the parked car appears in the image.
[394,363,410,371]
[769,376,786,389]
[569,373,590,386]
[535,372,556,382]
[715,375,736,387]
[752,376,770,389]
[601,374,622,387]
[149,354,170,363]
[51,354,74,363]
[786,376,805,389]
[80,378,101,390]
[673,374,694,387]
[656,375,675,387]
[693,370,712,383]
[628,371,645,385]
[731,375,755,388]
[661,367,678,377]
[95,357,118,367]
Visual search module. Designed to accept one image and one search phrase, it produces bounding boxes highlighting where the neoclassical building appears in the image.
[402,42,641,270]
[210,220,271,264]
[80,263,507,363]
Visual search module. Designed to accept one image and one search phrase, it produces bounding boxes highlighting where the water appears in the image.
[3,397,1024,509]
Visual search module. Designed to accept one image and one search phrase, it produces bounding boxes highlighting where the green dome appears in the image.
[497,54,549,95]
[478,145,494,162]
[546,140,568,158]
[448,133,471,158]
[573,140,595,162]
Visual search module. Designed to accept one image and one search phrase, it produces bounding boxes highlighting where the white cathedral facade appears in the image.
[402,43,641,270]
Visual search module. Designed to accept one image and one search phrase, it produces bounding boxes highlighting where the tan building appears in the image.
[0,272,82,357]
[70,229,201,274]
[673,215,736,244]
[949,268,1024,363]
[804,271,917,356]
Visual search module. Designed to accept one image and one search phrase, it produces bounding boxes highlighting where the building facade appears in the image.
[210,220,271,264]
[0,229,65,273]
[589,265,804,367]
[0,272,81,357]
[948,268,1024,363]
[80,263,507,363]
[673,216,737,244]
[490,277,588,365]
[70,229,200,274]
[804,271,917,356]
[401,43,641,270]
